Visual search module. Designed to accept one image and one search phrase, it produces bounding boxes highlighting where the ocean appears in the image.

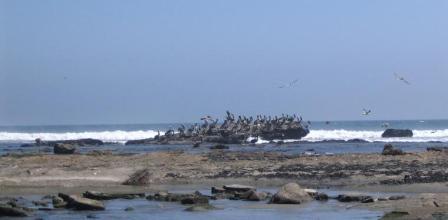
[0,119,447,155]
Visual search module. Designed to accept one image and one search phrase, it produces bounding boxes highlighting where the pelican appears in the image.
[362,109,371,116]
[394,72,410,85]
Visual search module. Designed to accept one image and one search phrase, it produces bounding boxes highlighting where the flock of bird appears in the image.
[276,72,411,118]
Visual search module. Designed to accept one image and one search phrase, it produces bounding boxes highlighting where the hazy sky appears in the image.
[1,0,447,125]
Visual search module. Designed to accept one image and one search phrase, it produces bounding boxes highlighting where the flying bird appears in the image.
[278,79,299,89]
[394,72,410,85]
[362,109,372,116]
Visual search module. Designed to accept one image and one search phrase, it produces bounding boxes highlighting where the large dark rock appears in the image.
[53,143,76,154]
[382,144,405,156]
[58,193,105,211]
[83,191,145,200]
[260,127,309,141]
[270,183,312,204]
[381,129,413,138]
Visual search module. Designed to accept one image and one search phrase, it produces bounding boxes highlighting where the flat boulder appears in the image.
[83,191,144,200]
[270,183,312,204]
[223,184,255,193]
[337,194,374,203]
[58,193,105,211]
[381,129,413,138]
[54,143,76,154]
[382,144,405,156]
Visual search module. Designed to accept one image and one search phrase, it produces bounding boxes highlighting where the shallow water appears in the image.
[21,189,386,220]
[0,141,444,156]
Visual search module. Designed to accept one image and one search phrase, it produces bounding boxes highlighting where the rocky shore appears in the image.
[1,146,448,218]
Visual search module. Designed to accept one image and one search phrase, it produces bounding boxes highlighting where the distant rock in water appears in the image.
[125,112,310,145]
[53,143,76,155]
[381,129,413,138]
[382,144,405,156]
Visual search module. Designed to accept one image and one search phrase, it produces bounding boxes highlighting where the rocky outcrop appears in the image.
[126,112,309,145]
[58,193,105,211]
[270,183,312,204]
[382,144,405,156]
[54,143,76,154]
[381,129,413,138]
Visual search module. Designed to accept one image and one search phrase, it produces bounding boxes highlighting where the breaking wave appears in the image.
[302,129,448,142]
[0,129,447,144]
[0,130,161,143]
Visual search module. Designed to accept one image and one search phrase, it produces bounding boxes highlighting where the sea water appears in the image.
[0,120,447,155]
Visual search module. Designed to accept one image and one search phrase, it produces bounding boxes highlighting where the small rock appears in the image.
[210,144,229,150]
[184,204,216,212]
[211,187,226,194]
[124,207,134,212]
[180,196,209,205]
[382,144,405,156]
[223,184,255,193]
[388,195,406,201]
[53,143,76,154]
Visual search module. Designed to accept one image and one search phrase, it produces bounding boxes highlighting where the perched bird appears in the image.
[362,109,372,116]
[394,72,410,85]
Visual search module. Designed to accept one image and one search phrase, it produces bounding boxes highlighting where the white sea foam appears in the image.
[302,129,448,142]
[1,129,448,144]
[0,130,160,143]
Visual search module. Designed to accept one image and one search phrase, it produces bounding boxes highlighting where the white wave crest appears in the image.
[302,129,448,142]
[0,130,161,143]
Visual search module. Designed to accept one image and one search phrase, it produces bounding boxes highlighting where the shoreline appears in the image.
[1,150,448,219]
